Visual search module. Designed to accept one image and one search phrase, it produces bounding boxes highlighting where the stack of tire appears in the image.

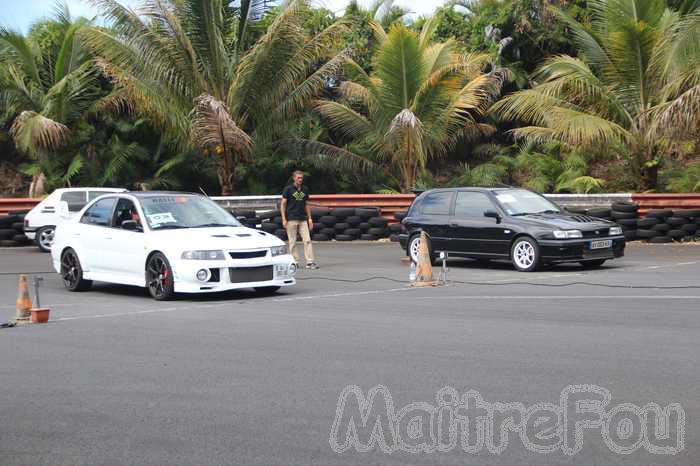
[610,201,640,241]
[255,206,391,242]
[390,211,408,242]
[0,211,32,247]
[229,209,261,230]
[636,209,700,243]
[312,207,389,241]
[257,209,287,241]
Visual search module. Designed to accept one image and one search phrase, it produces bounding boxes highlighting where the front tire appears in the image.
[60,248,92,291]
[407,233,435,264]
[146,253,175,300]
[511,237,540,272]
[37,226,55,253]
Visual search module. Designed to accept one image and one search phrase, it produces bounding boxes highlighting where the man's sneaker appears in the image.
[306,263,319,270]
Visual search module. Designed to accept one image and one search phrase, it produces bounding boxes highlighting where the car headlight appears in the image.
[553,230,583,239]
[270,245,288,257]
[609,226,623,235]
[181,250,225,260]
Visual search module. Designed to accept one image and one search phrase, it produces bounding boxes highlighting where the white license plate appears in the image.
[590,239,612,249]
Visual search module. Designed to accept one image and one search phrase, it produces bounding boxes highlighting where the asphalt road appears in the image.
[1,242,699,465]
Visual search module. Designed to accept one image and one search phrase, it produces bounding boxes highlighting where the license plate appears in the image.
[590,239,612,250]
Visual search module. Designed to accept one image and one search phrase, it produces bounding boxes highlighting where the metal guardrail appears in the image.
[0,198,41,216]
[632,193,700,215]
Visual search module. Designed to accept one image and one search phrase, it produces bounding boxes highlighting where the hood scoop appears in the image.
[211,234,230,238]
[236,233,252,237]
[568,214,599,223]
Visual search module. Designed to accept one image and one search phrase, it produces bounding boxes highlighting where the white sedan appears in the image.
[51,192,296,300]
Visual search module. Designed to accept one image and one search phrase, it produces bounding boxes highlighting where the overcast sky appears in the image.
[1,0,448,32]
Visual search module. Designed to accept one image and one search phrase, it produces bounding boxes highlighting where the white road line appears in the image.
[411,295,700,300]
[54,307,179,321]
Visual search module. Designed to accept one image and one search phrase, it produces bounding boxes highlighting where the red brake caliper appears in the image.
[161,265,168,286]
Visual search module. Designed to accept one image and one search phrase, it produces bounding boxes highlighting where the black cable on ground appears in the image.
[296,276,700,289]
[0,271,53,276]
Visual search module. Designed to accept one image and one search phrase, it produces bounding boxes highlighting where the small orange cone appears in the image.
[15,275,32,322]
[412,231,436,287]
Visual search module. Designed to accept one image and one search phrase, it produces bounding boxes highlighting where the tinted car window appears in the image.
[454,192,495,217]
[81,197,117,226]
[113,198,142,230]
[420,192,453,215]
[60,191,87,212]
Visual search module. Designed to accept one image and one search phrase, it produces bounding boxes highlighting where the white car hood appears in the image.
[149,226,284,251]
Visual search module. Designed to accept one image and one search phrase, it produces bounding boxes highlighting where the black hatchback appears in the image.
[398,187,625,271]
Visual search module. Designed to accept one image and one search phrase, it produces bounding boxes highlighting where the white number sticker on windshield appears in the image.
[496,194,516,203]
[147,212,177,225]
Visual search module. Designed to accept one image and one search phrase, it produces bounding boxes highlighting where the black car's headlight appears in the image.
[609,226,623,236]
[181,250,225,260]
[270,245,288,257]
[552,230,583,239]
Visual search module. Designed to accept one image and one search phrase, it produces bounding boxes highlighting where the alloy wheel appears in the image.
[147,255,171,299]
[409,236,422,263]
[513,241,536,269]
[39,227,55,251]
[61,250,80,289]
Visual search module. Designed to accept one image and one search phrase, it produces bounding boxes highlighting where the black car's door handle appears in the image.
[450,222,459,227]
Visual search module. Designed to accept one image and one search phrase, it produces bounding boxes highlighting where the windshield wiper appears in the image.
[537,210,560,214]
[192,223,235,228]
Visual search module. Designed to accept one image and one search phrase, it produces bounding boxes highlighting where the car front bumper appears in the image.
[170,255,297,293]
[538,236,625,263]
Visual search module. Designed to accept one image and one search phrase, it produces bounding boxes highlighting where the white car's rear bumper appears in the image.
[171,255,296,293]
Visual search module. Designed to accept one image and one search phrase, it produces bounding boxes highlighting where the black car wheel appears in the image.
[511,237,540,272]
[580,259,607,269]
[37,226,55,252]
[146,253,175,300]
[408,234,431,263]
[60,248,92,291]
[254,286,281,295]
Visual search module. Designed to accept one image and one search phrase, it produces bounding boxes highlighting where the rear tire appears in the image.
[146,253,175,300]
[60,248,92,291]
[37,226,55,252]
[511,237,540,272]
[254,286,281,295]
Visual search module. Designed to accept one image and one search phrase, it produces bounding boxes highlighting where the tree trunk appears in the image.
[29,173,46,198]
[218,152,233,196]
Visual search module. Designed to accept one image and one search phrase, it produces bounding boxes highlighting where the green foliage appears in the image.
[311,21,506,192]
[493,0,700,190]
[661,162,700,192]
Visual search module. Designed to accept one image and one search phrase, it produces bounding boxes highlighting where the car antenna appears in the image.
[198,187,210,197]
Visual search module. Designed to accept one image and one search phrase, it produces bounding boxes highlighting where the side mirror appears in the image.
[484,210,501,223]
[57,201,71,220]
[121,220,141,231]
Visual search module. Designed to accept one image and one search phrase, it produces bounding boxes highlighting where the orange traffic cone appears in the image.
[412,231,436,287]
[15,275,32,322]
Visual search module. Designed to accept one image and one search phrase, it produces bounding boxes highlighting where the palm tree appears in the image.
[0,5,99,196]
[87,0,348,195]
[310,21,506,192]
[492,0,700,190]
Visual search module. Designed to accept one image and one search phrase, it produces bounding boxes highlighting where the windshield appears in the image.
[494,190,561,216]
[139,195,242,230]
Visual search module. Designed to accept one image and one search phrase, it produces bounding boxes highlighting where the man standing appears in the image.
[281,171,318,269]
